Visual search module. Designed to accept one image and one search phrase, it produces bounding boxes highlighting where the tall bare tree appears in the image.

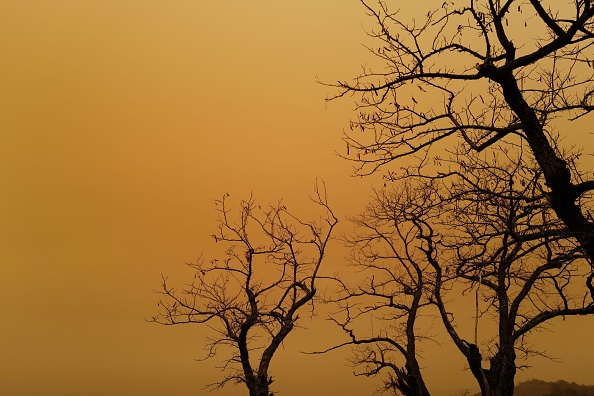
[331,0,594,262]
[323,145,594,396]
[433,145,594,396]
[151,182,337,396]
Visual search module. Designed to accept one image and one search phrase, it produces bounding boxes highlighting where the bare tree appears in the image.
[330,0,594,262]
[323,145,594,396]
[319,179,438,396]
[432,145,594,396]
[151,182,337,396]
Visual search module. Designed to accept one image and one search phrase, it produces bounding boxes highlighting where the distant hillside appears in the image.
[470,379,594,396]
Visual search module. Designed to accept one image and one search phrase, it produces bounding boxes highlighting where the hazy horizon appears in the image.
[2,1,594,395]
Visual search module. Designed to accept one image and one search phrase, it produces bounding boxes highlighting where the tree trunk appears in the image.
[247,380,270,396]
[495,70,594,262]
[401,293,431,396]
[393,360,431,396]
[464,343,491,396]
[486,347,516,396]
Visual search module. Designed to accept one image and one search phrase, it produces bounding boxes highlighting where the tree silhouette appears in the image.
[151,182,337,396]
[331,0,594,263]
[323,145,594,396]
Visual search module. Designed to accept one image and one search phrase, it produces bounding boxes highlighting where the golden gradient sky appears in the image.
[1,1,594,395]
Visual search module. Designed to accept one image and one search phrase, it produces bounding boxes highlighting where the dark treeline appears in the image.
[472,379,594,396]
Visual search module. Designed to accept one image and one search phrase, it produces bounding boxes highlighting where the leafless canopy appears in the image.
[331,0,594,261]
[151,181,337,396]
[322,144,594,396]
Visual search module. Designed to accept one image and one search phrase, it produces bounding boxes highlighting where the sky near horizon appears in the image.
[1,1,594,396]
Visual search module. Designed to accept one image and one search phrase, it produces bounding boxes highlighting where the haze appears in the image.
[1,1,593,395]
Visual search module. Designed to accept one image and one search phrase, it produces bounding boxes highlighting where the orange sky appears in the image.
[1,1,594,395]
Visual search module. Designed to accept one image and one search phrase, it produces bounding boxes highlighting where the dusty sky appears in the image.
[1,1,594,396]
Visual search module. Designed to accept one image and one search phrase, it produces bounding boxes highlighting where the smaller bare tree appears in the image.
[151,182,337,396]
[319,180,439,396]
